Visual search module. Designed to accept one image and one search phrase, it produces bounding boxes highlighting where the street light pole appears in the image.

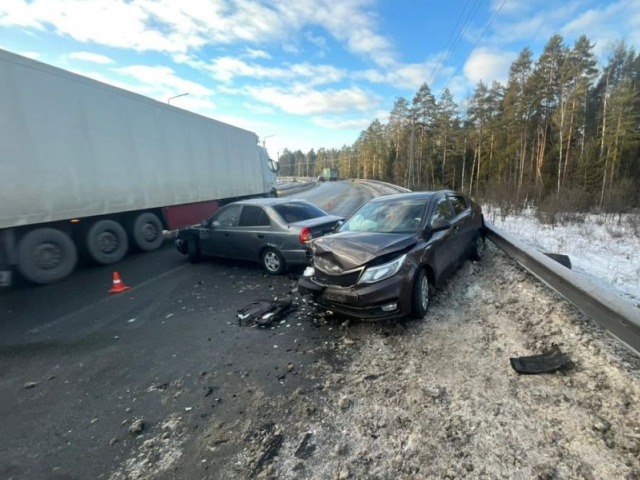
[167,92,189,104]
[262,134,275,148]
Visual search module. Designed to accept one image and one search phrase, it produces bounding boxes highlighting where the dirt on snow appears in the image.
[113,243,640,480]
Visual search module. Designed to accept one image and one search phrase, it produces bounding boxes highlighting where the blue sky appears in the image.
[1,0,638,159]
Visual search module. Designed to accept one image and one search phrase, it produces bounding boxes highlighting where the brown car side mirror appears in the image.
[422,219,450,240]
[429,219,451,233]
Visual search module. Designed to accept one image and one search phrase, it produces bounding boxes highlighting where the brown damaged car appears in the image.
[297,191,485,320]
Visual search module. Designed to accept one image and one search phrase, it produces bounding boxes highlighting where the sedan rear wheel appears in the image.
[261,247,285,275]
[411,268,430,319]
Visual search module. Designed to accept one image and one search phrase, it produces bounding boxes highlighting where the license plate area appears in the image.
[321,291,347,303]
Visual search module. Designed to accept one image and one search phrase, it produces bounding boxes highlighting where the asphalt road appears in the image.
[0,180,376,480]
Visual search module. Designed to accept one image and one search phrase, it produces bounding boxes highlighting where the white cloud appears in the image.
[244,84,377,115]
[66,51,114,64]
[356,55,452,91]
[60,64,216,114]
[490,3,581,45]
[305,31,327,50]
[0,0,396,67]
[242,102,276,115]
[244,48,271,60]
[463,48,516,85]
[561,0,640,58]
[205,56,345,86]
[312,116,371,130]
[0,0,46,28]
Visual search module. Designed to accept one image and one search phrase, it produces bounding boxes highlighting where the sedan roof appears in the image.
[231,197,311,206]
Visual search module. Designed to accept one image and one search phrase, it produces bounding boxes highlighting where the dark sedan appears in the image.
[298,191,485,320]
[176,198,343,274]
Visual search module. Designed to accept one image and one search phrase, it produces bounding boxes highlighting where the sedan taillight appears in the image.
[299,226,312,244]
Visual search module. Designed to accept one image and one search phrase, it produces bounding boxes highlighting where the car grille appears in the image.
[313,268,362,288]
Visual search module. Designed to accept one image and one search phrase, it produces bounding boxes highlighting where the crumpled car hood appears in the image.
[312,232,417,272]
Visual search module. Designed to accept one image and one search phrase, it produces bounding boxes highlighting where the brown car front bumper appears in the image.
[298,271,414,320]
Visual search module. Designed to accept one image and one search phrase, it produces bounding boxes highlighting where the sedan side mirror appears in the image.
[423,219,451,240]
[430,219,451,233]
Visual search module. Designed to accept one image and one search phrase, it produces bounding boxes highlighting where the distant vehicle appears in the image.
[317,176,326,182]
[0,49,278,286]
[298,191,485,320]
[175,198,343,275]
[322,168,339,181]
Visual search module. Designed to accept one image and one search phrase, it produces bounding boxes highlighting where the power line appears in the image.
[428,0,484,89]
[443,0,509,91]
[426,0,475,87]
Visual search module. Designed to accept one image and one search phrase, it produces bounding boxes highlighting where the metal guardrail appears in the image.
[274,179,316,196]
[486,223,640,356]
[354,178,412,193]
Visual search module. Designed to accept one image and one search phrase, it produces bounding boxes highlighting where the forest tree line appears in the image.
[277,35,640,212]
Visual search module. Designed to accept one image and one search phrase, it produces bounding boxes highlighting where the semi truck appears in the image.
[322,168,338,181]
[0,49,278,285]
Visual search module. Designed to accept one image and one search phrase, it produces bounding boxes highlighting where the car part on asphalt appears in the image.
[237,296,297,327]
[543,253,572,269]
[509,345,569,374]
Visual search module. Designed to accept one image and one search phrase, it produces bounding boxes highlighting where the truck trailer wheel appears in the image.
[129,212,164,252]
[85,220,128,265]
[17,228,78,284]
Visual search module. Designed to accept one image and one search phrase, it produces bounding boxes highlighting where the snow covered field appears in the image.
[484,207,640,307]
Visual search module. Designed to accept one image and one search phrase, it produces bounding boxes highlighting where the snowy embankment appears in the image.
[484,207,640,308]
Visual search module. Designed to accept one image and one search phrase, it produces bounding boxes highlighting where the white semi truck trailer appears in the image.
[0,49,278,285]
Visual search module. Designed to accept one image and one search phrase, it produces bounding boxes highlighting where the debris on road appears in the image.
[237,295,298,327]
[129,419,144,435]
[510,345,570,374]
[23,381,39,389]
[294,432,316,459]
[544,252,572,269]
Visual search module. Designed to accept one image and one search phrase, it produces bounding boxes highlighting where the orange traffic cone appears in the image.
[108,271,130,293]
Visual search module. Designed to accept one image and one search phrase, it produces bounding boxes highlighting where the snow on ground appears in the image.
[483,206,640,307]
[199,245,640,479]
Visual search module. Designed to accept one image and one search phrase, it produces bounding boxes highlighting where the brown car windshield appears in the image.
[340,200,426,234]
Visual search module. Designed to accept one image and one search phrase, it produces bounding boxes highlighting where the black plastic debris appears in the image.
[294,432,316,459]
[544,253,572,269]
[510,345,569,374]
[237,296,297,327]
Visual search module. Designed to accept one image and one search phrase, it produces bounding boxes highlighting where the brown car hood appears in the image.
[312,232,417,272]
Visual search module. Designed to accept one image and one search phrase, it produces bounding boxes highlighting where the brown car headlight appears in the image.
[357,254,406,285]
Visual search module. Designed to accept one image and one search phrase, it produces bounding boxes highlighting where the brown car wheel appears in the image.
[470,234,485,261]
[411,268,430,319]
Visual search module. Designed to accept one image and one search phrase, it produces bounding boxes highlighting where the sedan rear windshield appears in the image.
[273,202,326,223]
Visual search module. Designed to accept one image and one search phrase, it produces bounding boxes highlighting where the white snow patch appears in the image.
[484,207,640,306]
